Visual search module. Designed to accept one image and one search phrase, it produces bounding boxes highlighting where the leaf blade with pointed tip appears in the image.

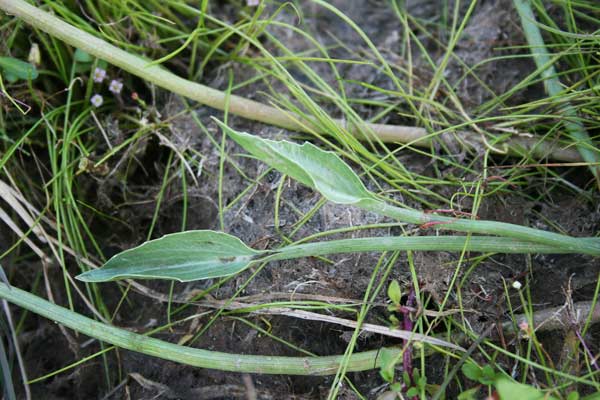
[0,57,38,80]
[77,231,264,282]
[215,119,377,205]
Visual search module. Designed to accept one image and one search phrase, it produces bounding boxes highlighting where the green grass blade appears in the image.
[513,0,600,180]
[0,323,16,400]
[0,0,585,162]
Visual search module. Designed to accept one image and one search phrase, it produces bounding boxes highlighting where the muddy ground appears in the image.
[6,0,600,399]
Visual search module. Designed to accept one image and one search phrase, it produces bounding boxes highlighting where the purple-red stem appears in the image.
[575,329,600,371]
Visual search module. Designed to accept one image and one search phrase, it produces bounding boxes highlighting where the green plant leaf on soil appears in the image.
[76,231,578,284]
[461,362,482,381]
[457,388,479,400]
[378,347,397,383]
[0,57,38,80]
[74,48,94,63]
[567,393,580,400]
[387,279,402,305]
[214,119,378,205]
[494,378,559,400]
[480,364,497,385]
[3,71,18,83]
[217,120,600,256]
[77,230,265,282]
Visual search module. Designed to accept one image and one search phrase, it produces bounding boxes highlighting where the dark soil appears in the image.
[5,0,600,399]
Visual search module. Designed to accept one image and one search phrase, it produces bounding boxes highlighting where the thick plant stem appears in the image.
[0,282,399,375]
[0,0,584,162]
[360,201,600,256]
[268,236,574,262]
[76,231,586,284]
[513,0,600,178]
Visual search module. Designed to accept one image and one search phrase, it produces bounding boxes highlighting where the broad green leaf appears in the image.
[77,230,265,282]
[494,378,559,400]
[378,348,397,383]
[74,63,92,74]
[0,57,38,80]
[3,71,18,83]
[390,382,402,392]
[387,279,402,305]
[480,364,497,385]
[457,388,479,400]
[461,362,482,382]
[215,120,377,205]
[97,59,108,70]
[74,48,94,63]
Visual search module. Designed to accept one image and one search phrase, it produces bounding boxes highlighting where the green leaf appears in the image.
[74,48,94,63]
[378,348,396,383]
[390,382,402,392]
[567,392,580,400]
[74,62,92,73]
[494,378,559,400]
[406,387,419,397]
[461,362,482,382]
[0,57,38,80]
[581,392,600,400]
[215,120,377,206]
[480,364,496,385]
[97,59,108,70]
[457,388,479,400]
[3,71,18,83]
[387,279,402,305]
[76,230,265,282]
[402,370,411,385]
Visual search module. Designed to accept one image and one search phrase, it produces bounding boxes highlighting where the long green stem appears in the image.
[513,0,600,178]
[0,283,397,375]
[268,236,570,262]
[76,231,586,284]
[0,0,584,162]
[358,200,600,256]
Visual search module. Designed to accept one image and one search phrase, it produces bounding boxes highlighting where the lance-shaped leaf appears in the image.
[0,57,38,80]
[77,231,265,282]
[215,119,377,205]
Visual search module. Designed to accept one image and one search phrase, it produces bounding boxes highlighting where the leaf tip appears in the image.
[76,270,101,282]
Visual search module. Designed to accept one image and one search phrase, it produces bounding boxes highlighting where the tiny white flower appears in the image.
[512,281,522,290]
[28,43,41,66]
[247,0,260,6]
[93,67,106,83]
[90,94,103,108]
[108,80,123,94]
[140,116,148,126]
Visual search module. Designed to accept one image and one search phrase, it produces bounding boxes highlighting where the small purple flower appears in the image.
[108,80,123,94]
[90,94,103,107]
[247,0,259,6]
[93,67,106,83]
